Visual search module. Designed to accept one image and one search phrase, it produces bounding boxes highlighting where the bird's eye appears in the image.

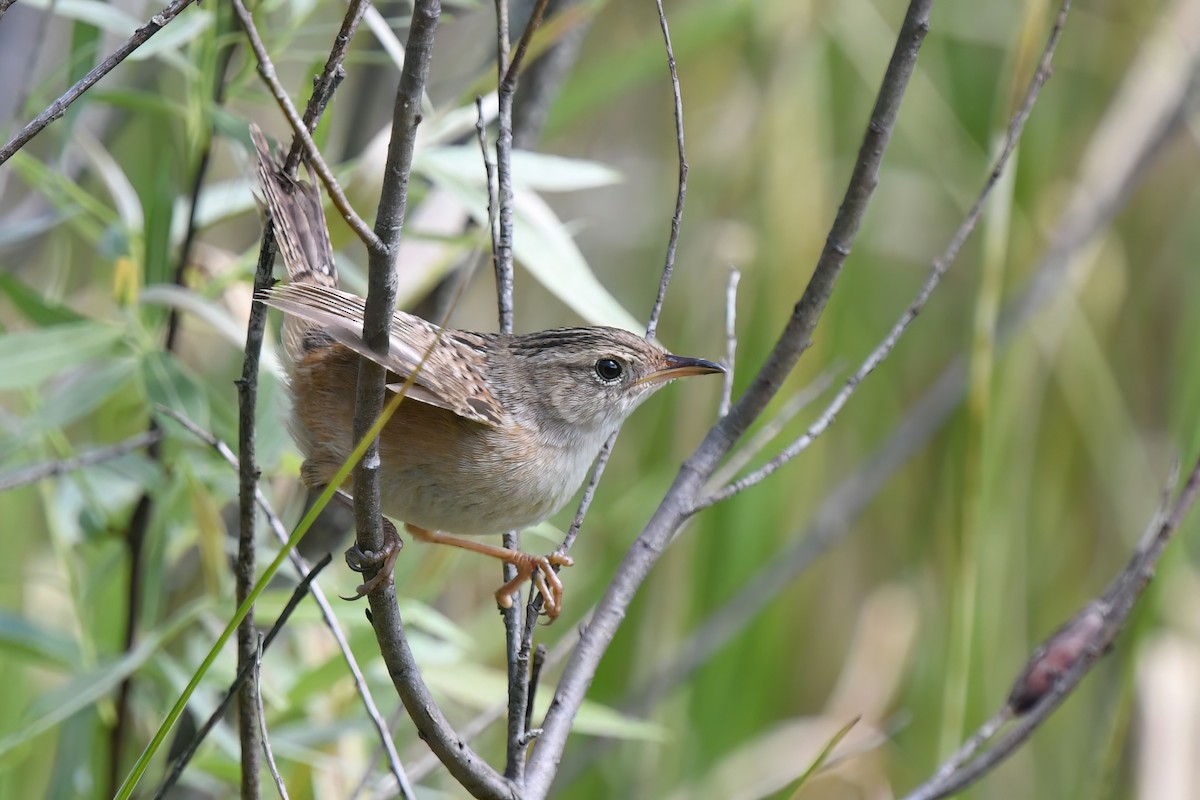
[594,358,623,381]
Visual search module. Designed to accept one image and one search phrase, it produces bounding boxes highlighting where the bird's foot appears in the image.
[341,517,403,600]
[495,551,575,621]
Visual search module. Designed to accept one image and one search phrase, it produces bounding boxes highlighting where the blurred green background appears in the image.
[2,0,1199,797]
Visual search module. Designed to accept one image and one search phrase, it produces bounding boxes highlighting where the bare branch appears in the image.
[337,1,512,796]
[493,0,550,332]
[644,0,688,338]
[476,96,501,264]
[0,431,161,492]
[236,234,280,800]
[284,0,373,174]
[230,0,374,790]
[232,0,381,253]
[0,0,200,165]
[902,452,1200,800]
[256,634,291,800]
[522,3,934,794]
[493,0,552,778]
[698,0,1071,511]
[525,643,549,734]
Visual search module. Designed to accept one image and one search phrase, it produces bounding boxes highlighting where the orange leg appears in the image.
[405,524,574,620]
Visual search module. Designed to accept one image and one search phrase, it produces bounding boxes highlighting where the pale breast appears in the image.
[376,412,597,535]
[290,347,600,536]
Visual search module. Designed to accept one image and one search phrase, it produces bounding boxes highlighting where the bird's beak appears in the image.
[637,354,726,385]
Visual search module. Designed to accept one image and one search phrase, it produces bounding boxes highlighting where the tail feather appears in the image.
[250,124,338,289]
[250,124,339,362]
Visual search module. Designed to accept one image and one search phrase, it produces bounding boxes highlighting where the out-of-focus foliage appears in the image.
[1,0,1198,797]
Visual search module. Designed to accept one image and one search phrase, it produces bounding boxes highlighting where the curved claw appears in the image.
[341,519,403,601]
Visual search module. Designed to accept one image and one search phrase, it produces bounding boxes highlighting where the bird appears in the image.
[250,125,724,618]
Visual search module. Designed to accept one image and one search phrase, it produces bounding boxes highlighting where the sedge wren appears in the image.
[250,126,723,618]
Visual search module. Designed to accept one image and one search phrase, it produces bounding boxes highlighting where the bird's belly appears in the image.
[376,427,591,535]
[292,381,594,535]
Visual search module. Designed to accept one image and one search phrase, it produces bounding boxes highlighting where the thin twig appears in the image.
[256,634,291,800]
[157,406,415,799]
[515,0,689,666]
[522,4,934,795]
[719,266,740,417]
[491,0,551,780]
[698,0,1070,511]
[525,644,548,734]
[234,243,276,800]
[495,0,510,77]
[0,0,200,165]
[501,0,551,90]
[492,0,550,333]
[704,366,840,492]
[0,431,161,492]
[345,1,512,796]
[284,0,373,174]
[476,97,501,261]
[373,617,584,796]
[902,452,1200,800]
[231,0,381,253]
[644,0,688,339]
[151,555,332,799]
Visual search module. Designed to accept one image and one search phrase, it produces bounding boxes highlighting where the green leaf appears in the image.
[0,322,124,391]
[0,600,208,758]
[140,351,210,430]
[7,153,117,244]
[27,357,139,434]
[419,146,622,192]
[0,274,85,326]
[0,611,82,670]
[416,159,642,332]
[785,716,861,798]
